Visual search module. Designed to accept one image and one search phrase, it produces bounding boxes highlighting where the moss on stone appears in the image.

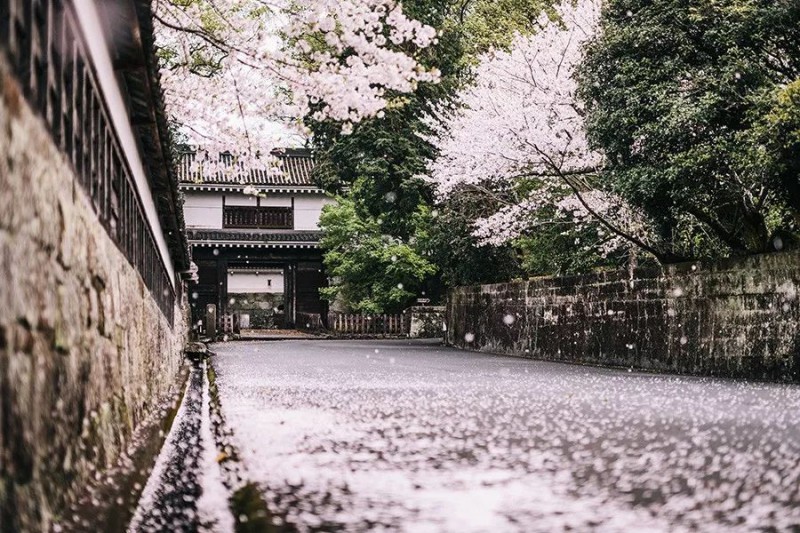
[230,483,276,533]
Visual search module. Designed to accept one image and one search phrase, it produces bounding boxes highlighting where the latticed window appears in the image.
[223,206,294,230]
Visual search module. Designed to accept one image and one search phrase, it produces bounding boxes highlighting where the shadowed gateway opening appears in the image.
[227,265,286,329]
[190,247,328,331]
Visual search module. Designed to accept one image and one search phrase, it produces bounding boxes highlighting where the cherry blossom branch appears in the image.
[425,0,687,262]
[154,0,441,146]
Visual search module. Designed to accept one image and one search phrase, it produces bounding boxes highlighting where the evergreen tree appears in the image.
[578,0,800,257]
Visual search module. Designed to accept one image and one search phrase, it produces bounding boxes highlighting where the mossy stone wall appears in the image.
[447,253,800,382]
[0,57,187,531]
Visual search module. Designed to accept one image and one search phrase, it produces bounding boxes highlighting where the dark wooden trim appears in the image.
[222,205,293,230]
[1,0,176,324]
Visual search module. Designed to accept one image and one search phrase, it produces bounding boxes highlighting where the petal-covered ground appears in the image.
[211,339,800,532]
[129,361,234,533]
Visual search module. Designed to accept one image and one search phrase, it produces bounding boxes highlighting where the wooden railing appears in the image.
[328,313,407,336]
[223,206,293,229]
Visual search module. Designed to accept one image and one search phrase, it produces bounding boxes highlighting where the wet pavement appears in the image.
[129,361,234,533]
[128,362,205,532]
[210,339,800,532]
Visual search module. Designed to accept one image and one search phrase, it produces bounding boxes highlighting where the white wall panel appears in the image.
[228,270,284,294]
[225,193,258,206]
[259,194,292,207]
[183,191,223,228]
[294,195,335,230]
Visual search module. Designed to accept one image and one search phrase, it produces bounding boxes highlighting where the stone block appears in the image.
[0,58,187,531]
[447,252,800,382]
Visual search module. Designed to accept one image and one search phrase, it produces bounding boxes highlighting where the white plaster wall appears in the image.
[259,194,292,207]
[183,190,333,230]
[225,193,258,206]
[228,270,284,294]
[295,194,335,230]
[183,191,223,229]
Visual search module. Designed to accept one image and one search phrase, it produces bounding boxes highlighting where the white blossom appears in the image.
[155,0,439,148]
[422,0,616,251]
[426,0,603,193]
[424,0,659,258]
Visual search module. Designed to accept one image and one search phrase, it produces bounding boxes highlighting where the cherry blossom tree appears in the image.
[425,0,673,262]
[154,0,440,153]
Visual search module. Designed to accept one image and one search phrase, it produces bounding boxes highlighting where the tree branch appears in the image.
[531,146,687,263]
[684,205,750,253]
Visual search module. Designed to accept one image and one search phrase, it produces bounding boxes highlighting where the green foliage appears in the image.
[311,111,441,240]
[319,199,437,314]
[456,0,554,57]
[421,195,524,287]
[578,0,800,258]
[752,79,800,228]
[516,223,627,277]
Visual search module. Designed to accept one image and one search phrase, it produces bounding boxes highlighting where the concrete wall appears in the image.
[0,60,187,531]
[447,253,800,382]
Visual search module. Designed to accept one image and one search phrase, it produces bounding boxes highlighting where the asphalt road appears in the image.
[211,339,800,532]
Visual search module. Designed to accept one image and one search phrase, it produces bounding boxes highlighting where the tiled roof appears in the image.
[187,229,323,244]
[178,149,316,187]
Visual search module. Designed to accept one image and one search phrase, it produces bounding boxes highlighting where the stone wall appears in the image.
[229,293,285,329]
[0,60,187,530]
[447,252,800,382]
[407,306,446,338]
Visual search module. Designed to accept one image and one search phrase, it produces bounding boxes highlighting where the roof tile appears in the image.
[188,229,323,243]
[178,149,316,187]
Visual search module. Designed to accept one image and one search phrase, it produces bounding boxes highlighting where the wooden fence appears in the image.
[327,313,407,335]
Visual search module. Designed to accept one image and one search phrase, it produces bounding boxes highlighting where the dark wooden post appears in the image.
[217,255,228,328]
[205,304,217,338]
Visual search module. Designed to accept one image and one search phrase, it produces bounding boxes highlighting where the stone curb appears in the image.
[61,364,191,532]
[204,357,277,532]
